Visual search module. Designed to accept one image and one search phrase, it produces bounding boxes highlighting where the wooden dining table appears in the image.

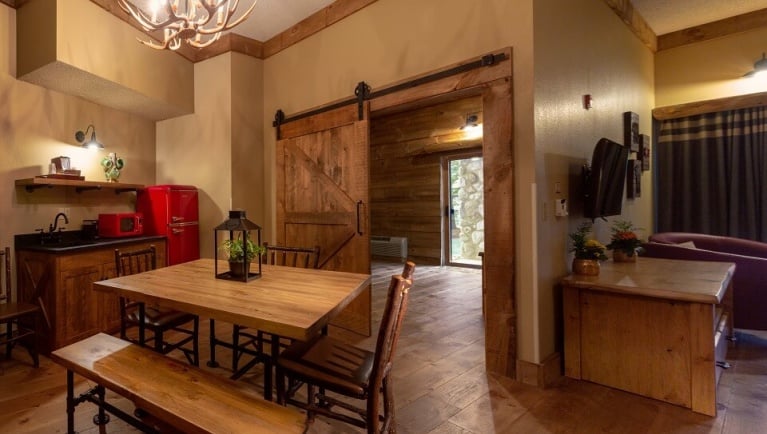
[93,258,372,400]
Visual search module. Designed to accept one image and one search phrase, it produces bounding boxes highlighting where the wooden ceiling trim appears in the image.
[601,0,658,53]
[652,91,767,120]
[658,8,767,52]
[262,0,377,58]
[0,0,16,8]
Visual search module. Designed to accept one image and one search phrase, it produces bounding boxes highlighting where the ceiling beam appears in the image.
[652,91,767,120]
[601,0,658,52]
[658,8,767,51]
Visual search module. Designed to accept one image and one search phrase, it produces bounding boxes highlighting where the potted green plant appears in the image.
[220,237,265,277]
[605,220,643,262]
[569,222,607,275]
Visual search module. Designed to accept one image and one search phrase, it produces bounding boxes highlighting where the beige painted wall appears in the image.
[16,0,194,120]
[655,27,767,107]
[261,0,536,359]
[156,52,263,259]
[0,4,156,260]
[533,0,655,361]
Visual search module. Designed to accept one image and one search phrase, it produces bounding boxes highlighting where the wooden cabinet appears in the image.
[562,257,734,417]
[17,239,165,353]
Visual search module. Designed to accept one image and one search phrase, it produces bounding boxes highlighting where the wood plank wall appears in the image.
[369,97,482,265]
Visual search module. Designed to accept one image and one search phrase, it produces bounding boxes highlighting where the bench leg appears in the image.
[207,319,219,368]
[66,370,76,434]
[93,385,110,426]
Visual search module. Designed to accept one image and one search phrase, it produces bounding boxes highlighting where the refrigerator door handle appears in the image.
[171,228,184,235]
[171,216,185,223]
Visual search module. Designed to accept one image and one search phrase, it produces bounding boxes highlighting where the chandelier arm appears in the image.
[118,0,185,32]
[195,0,257,35]
[187,32,222,48]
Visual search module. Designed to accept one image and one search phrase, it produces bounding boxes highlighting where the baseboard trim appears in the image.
[516,352,562,388]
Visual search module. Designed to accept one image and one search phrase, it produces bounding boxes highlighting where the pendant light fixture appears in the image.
[118,0,259,51]
[744,53,767,78]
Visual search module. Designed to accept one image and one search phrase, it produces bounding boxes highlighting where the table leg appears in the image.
[66,370,76,434]
[207,319,219,368]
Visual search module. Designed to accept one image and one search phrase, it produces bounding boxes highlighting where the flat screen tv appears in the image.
[583,138,629,219]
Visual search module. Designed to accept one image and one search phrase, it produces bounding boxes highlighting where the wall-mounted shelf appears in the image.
[15,178,144,194]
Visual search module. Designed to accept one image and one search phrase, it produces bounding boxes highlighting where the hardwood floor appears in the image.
[1,261,766,433]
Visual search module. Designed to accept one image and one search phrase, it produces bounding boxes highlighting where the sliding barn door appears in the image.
[276,104,371,336]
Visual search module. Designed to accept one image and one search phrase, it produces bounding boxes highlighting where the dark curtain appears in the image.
[656,107,767,242]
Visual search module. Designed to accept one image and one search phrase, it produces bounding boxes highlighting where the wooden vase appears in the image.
[572,259,600,276]
[613,250,636,263]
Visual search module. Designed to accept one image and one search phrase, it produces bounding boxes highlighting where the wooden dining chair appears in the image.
[115,246,199,366]
[0,247,41,367]
[276,261,415,433]
[227,243,321,379]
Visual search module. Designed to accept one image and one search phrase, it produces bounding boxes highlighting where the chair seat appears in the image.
[127,307,196,329]
[0,302,40,322]
[278,335,374,398]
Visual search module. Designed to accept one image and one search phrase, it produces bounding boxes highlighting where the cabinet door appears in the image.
[59,265,102,347]
[96,260,121,332]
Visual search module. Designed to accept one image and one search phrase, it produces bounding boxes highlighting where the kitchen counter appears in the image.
[15,231,166,253]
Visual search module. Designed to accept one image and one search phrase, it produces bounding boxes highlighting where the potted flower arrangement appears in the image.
[569,222,607,275]
[605,220,643,262]
[220,237,265,277]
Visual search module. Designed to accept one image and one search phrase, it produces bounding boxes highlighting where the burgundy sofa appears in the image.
[642,232,767,330]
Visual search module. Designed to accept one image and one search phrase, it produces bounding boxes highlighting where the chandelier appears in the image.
[117,0,259,50]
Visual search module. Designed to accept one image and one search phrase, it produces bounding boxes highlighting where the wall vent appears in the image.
[371,236,408,262]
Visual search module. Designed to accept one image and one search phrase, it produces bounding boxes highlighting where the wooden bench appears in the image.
[50,333,306,434]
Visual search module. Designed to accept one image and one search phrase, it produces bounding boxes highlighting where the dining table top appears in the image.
[93,258,372,342]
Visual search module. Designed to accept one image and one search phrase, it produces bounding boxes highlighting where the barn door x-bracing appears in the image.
[276,103,371,336]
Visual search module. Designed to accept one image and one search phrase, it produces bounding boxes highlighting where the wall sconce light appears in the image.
[461,113,483,139]
[75,125,104,150]
[744,53,767,78]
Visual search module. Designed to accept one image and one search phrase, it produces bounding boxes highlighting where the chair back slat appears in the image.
[263,242,320,269]
[115,246,157,277]
[371,263,415,390]
[0,246,9,302]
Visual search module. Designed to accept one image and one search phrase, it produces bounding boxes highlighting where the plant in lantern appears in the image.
[569,222,607,275]
[605,220,643,262]
[220,236,265,276]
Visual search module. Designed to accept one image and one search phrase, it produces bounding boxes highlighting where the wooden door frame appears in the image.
[368,47,516,378]
[275,47,516,378]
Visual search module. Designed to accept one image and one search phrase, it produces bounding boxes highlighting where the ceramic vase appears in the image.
[572,258,600,276]
[613,250,636,263]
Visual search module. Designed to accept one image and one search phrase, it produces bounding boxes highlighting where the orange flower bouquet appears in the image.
[605,220,643,258]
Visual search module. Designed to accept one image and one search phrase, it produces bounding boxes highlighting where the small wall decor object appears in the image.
[626,159,641,198]
[623,112,640,152]
[639,134,651,171]
[100,153,124,182]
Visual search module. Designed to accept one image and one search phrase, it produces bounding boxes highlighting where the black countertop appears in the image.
[15,231,166,253]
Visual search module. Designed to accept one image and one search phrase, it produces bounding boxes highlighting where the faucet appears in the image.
[50,212,69,233]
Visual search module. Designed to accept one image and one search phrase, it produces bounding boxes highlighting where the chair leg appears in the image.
[276,366,286,405]
[207,318,219,368]
[382,376,396,433]
[28,314,39,368]
[306,383,316,423]
[232,325,240,372]
[5,320,12,358]
[154,328,164,353]
[192,316,200,367]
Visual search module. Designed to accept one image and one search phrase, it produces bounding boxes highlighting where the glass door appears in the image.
[443,152,484,267]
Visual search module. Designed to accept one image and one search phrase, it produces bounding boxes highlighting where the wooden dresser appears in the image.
[561,257,734,416]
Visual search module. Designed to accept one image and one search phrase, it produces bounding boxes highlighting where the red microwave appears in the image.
[98,213,144,238]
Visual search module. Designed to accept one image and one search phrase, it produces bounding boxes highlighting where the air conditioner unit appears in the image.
[371,236,408,262]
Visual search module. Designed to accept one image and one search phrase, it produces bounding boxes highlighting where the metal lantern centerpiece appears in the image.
[214,210,262,282]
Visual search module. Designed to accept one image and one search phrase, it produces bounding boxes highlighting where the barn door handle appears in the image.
[356,200,363,235]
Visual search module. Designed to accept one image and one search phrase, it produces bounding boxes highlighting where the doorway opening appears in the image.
[443,152,484,267]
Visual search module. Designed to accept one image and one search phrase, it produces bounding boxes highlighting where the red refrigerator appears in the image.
[137,185,200,265]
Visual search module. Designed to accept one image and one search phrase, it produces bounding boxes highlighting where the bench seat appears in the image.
[51,333,305,434]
